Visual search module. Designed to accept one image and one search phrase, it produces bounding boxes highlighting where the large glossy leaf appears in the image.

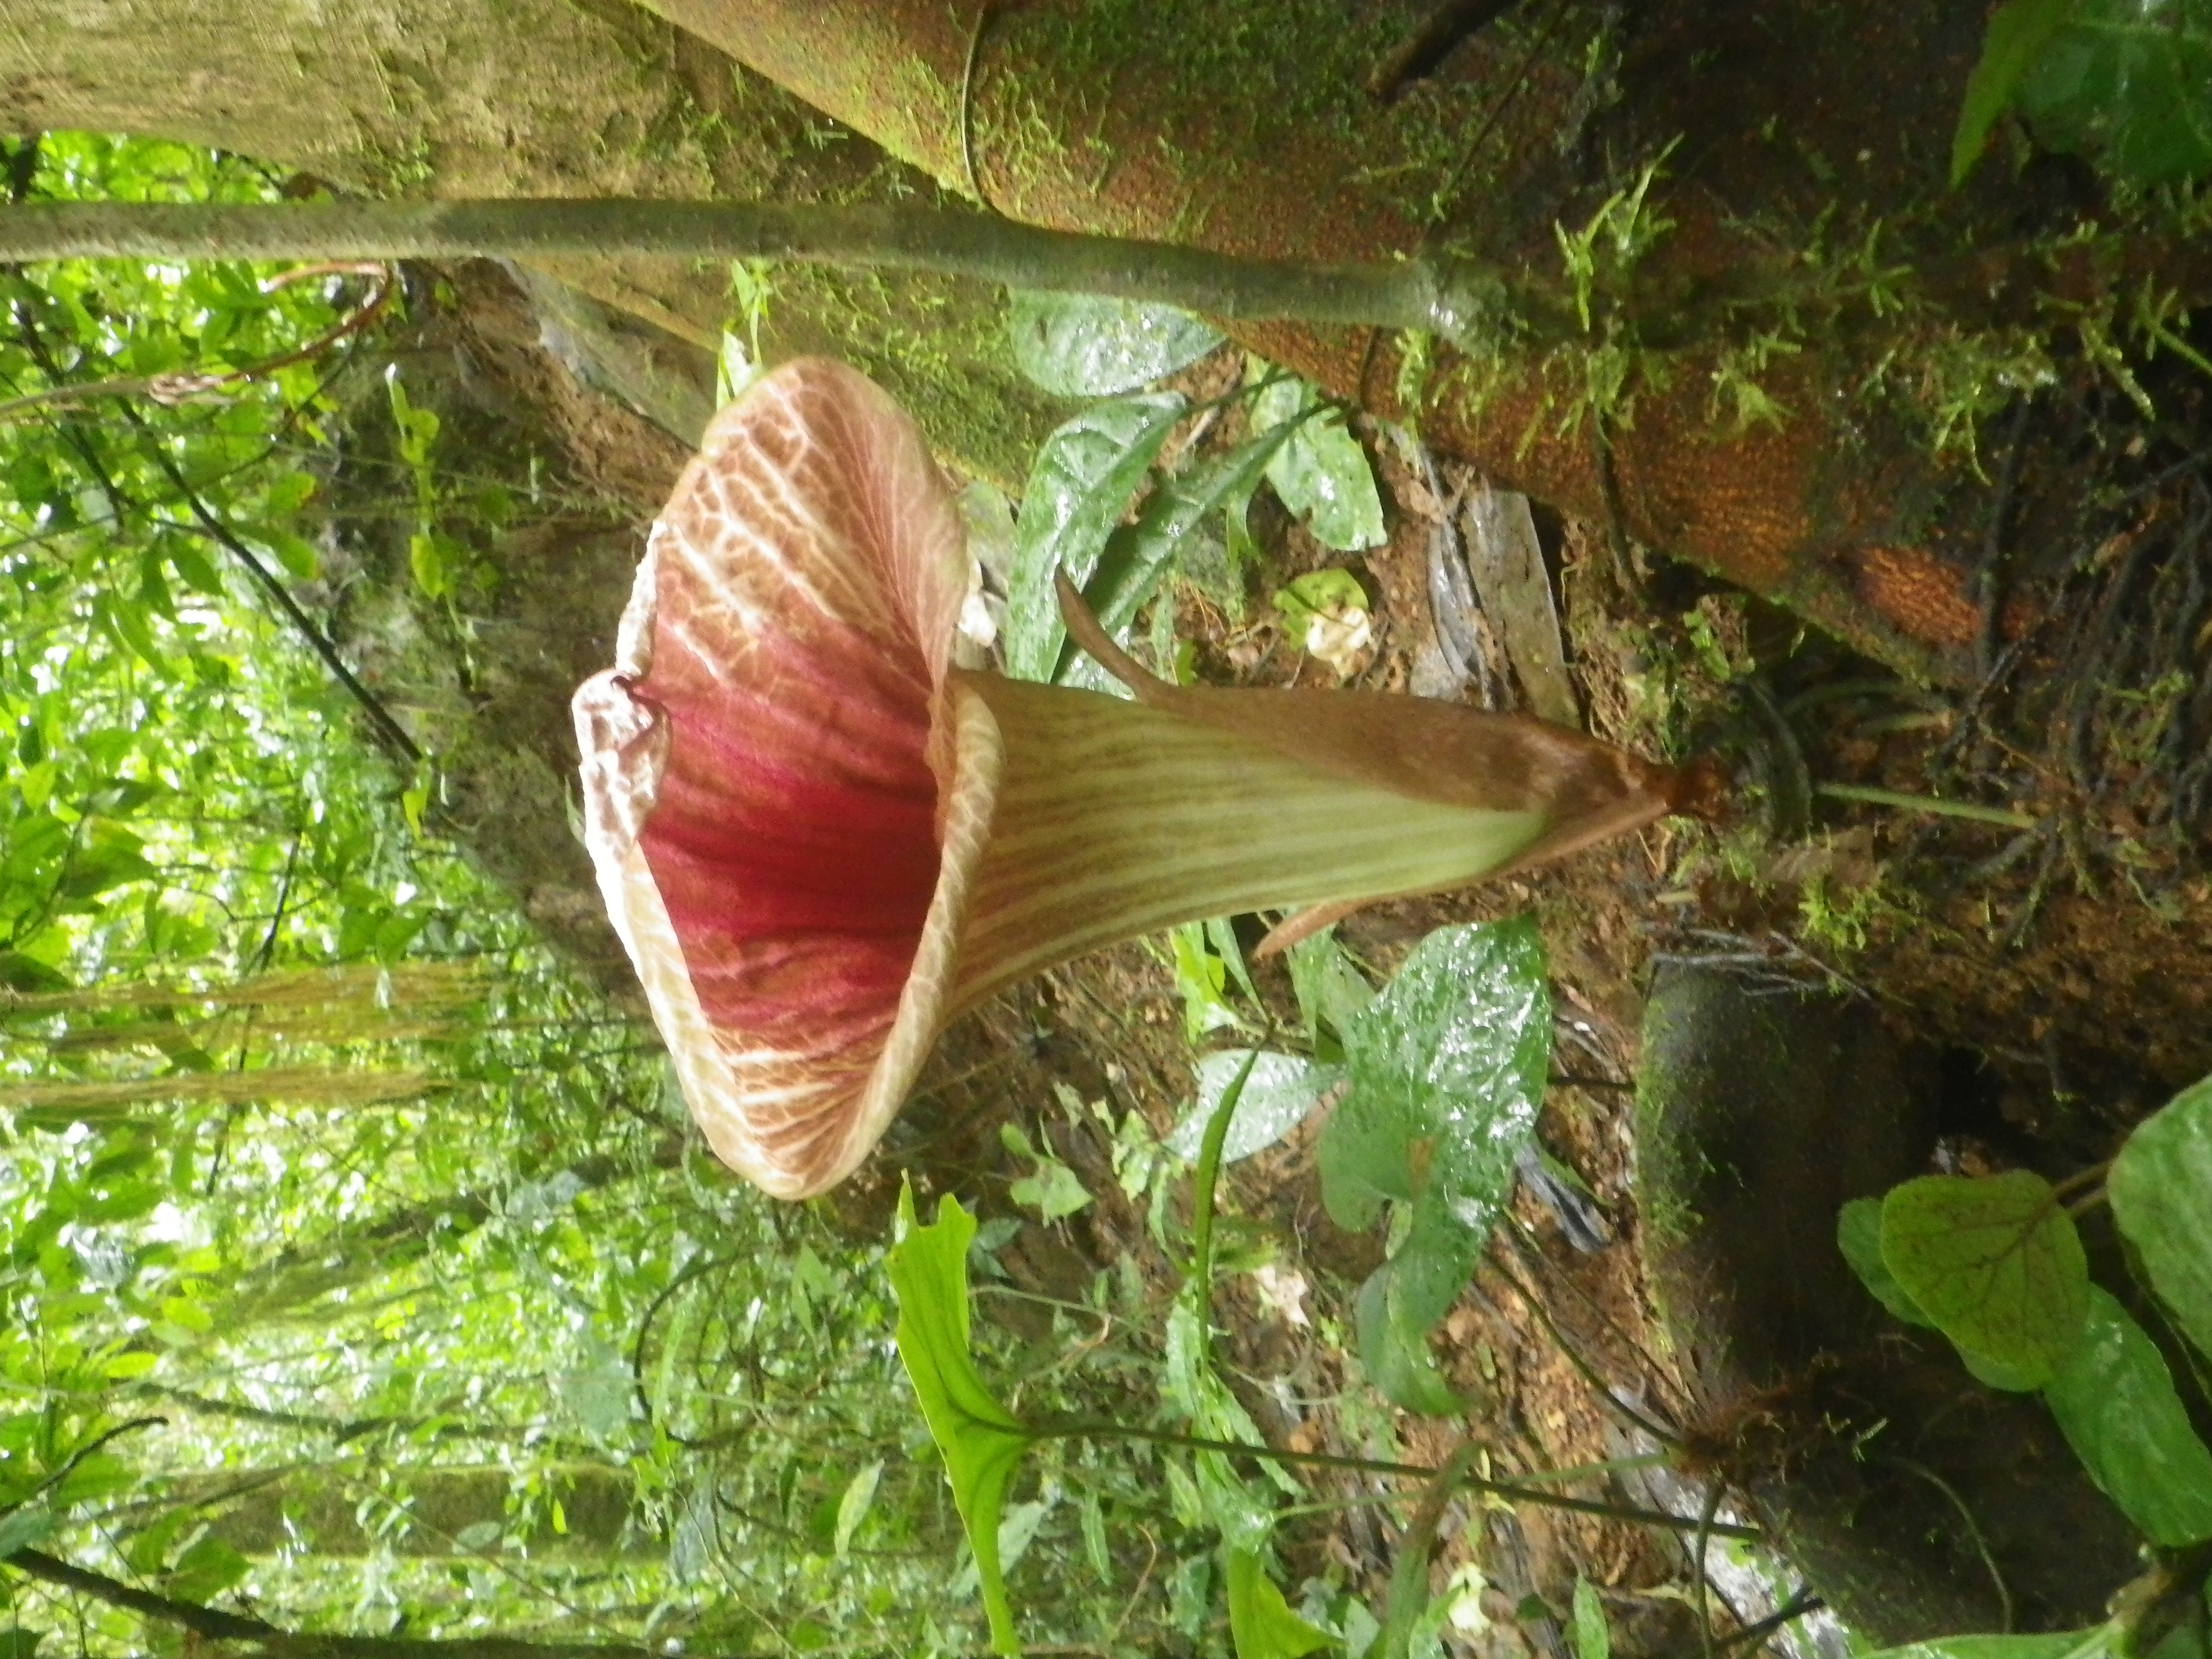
[885,1184,1038,1656]
[2043,1287,2212,1545]
[1224,1547,1333,1659]
[1880,1171,2089,1388]
[1250,375,1386,552]
[2015,0,2212,185]
[2111,1074,2212,1362]
[1321,921,1550,1411]
[1839,1197,1937,1327]
[1002,394,1186,683]
[1166,1050,1345,1164]
[1861,1632,2115,1659]
[1951,0,2080,184]
[1007,291,1225,397]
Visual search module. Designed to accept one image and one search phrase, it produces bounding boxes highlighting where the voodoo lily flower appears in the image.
[574,358,1716,1199]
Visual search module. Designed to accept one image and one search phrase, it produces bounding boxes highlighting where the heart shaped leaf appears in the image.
[1322,920,1550,1412]
[1007,291,1224,397]
[2110,1074,2212,1363]
[886,1184,1038,1655]
[1225,1546,1334,1659]
[1880,1170,2089,1388]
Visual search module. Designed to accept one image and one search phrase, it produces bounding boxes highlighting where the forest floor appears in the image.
[888,365,2208,1655]
[440,260,2211,1656]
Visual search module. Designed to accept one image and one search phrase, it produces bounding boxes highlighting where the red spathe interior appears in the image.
[636,584,944,1050]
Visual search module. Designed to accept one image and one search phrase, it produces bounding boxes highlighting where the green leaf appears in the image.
[1860,1630,2115,1659]
[1275,568,1371,630]
[1162,1295,1290,1544]
[1225,1547,1333,1659]
[409,531,453,601]
[1166,1051,1345,1164]
[1286,928,1375,1055]
[100,595,172,678]
[1009,1156,1092,1223]
[1003,394,1185,682]
[2111,1074,2212,1362]
[50,1452,136,1506]
[1251,375,1386,552]
[243,525,320,582]
[1169,921,1243,1041]
[885,1183,1037,1657]
[1007,291,1224,397]
[2015,0,2212,186]
[1839,1197,1937,1326]
[1958,1344,2046,1393]
[0,1630,40,1659]
[1321,920,1550,1230]
[1880,1170,2090,1388]
[1322,921,1550,1412]
[0,1503,54,1562]
[1355,1258,1467,1416]
[1571,1576,1611,1659]
[1951,0,2080,184]
[833,1460,882,1557]
[123,1506,197,1577]
[2043,1287,2212,1544]
[1062,422,1300,696]
[60,825,158,902]
[167,1534,251,1604]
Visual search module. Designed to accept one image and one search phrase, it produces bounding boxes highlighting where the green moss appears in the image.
[981,0,1579,230]
[758,263,1066,488]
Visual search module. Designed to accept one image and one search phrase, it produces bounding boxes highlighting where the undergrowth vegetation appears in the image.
[6,12,2212,1650]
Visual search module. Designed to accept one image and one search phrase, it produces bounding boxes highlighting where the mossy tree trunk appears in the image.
[641,0,2066,681]
[0,0,1068,484]
[5,0,2157,683]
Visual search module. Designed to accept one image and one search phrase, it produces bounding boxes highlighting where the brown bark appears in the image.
[0,0,1067,484]
[6,1546,654,1658]
[636,0,2065,681]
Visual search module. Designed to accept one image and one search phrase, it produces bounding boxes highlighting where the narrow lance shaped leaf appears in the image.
[885,1183,1037,1656]
[1003,393,1185,682]
[1572,1576,1612,1659]
[1062,419,1304,697]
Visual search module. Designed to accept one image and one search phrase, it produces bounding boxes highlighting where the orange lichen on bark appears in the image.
[1850,546,1982,649]
[650,0,1996,683]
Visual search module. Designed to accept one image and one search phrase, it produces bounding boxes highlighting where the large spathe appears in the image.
[574,358,1714,1198]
